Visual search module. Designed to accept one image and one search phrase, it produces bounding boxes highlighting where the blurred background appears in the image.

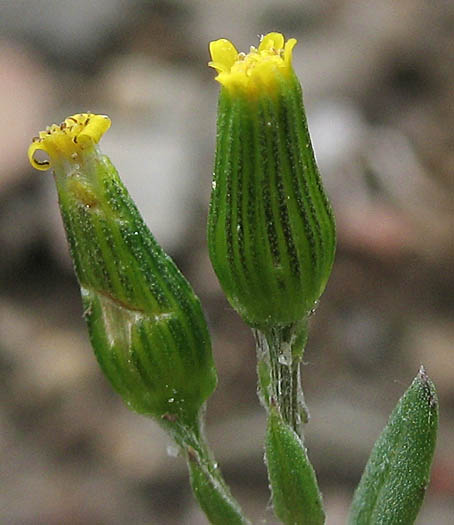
[0,0,453,523]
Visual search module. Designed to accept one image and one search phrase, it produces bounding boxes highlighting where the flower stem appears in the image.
[163,412,250,525]
[254,322,325,524]
[254,321,309,437]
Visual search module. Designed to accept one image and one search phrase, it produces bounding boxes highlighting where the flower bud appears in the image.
[208,33,336,329]
[28,114,217,423]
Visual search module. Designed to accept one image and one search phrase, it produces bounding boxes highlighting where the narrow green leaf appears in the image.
[266,407,325,525]
[348,367,439,525]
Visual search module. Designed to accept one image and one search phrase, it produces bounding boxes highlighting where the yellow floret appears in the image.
[209,32,297,95]
[28,113,111,171]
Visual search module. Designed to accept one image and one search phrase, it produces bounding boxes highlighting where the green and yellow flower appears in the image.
[207,33,336,331]
[28,114,217,424]
[209,32,297,96]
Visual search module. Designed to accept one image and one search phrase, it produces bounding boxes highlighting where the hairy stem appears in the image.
[254,322,325,524]
[164,413,250,525]
[254,322,309,437]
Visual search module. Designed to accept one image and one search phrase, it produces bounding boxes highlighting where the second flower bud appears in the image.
[208,33,336,330]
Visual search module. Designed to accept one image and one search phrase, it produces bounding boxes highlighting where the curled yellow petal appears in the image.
[284,38,297,67]
[208,32,297,96]
[209,39,238,74]
[28,113,111,171]
[258,32,284,52]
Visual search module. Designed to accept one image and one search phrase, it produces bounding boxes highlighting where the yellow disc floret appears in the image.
[209,32,297,95]
[28,113,111,171]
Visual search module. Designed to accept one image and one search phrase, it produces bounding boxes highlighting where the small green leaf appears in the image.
[266,407,325,525]
[348,367,439,525]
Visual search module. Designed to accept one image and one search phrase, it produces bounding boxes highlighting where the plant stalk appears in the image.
[254,322,309,437]
[163,412,250,525]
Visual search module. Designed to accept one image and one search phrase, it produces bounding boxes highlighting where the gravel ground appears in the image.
[0,1,453,523]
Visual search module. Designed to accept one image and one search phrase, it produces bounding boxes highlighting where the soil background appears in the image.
[0,1,453,523]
